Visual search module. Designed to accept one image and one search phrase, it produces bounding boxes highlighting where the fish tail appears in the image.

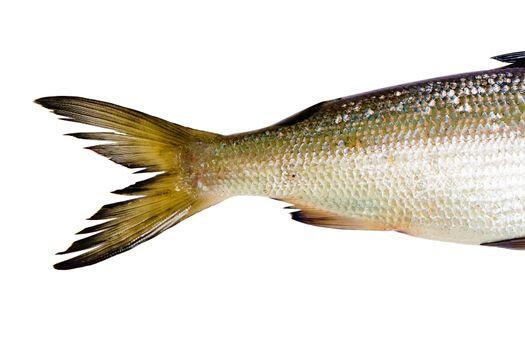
[35,96,225,270]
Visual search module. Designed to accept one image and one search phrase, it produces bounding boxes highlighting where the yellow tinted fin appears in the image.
[36,96,224,269]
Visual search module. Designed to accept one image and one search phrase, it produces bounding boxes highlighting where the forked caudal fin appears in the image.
[36,97,224,269]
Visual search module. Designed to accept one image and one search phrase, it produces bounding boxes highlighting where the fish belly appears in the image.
[294,136,525,244]
[204,133,524,244]
[204,71,525,245]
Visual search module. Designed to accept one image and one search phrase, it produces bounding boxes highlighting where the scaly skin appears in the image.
[195,68,525,245]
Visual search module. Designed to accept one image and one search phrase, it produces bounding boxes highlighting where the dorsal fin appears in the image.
[491,51,525,68]
[230,100,332,138]
[270,101,327,128]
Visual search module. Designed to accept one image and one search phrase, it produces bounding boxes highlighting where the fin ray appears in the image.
[36,96,224,269]
[492,51,525,68]
[277,198,389,230]
[482,237,525,249]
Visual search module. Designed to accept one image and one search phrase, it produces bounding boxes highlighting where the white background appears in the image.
[2,1,525,349]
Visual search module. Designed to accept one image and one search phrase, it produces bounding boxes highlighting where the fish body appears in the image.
[37,51,525,269]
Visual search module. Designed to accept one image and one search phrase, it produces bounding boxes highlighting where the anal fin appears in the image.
[276,198,389,231]
[481,237,525,249]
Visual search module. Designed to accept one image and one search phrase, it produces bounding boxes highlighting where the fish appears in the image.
[36,51,525,269]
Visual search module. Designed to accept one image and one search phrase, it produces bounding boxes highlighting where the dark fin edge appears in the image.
[492,51,525,68]
[36,96,224,269]
[275,197,390,230]
[481,237,525,249]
